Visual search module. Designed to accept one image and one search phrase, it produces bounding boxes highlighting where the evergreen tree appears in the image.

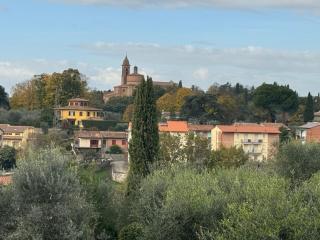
[0,85,10,110]
[127,76,159,194]
[178,80,183,88]
[304,92,314,122]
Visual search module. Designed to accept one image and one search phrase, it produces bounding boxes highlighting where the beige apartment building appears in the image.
[211,124,280,161]
[0,124,41,149]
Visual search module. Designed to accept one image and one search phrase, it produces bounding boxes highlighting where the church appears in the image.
[103,56,173,102]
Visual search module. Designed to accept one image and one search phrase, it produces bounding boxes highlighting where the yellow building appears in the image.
[0,124,41,149]
[54,98,103,128]
[211,123,280,161]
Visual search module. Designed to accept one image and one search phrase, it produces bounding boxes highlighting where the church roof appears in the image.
[122,55,130,66]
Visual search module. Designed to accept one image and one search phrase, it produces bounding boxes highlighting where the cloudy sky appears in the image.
[1,0,320,95]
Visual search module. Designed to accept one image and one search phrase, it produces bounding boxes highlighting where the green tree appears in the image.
[303,92,314,122]
[108,145,123,154]
[5,147,96,239]
[253,83,299,122]
[127,77,160,194]
[103,96,134,114]
[275,141,320,183]
[208,146,248,169]
[0,146,16,170]
[0,85,10,110]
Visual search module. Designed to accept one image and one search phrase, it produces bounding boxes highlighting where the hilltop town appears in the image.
[1,56,320,239]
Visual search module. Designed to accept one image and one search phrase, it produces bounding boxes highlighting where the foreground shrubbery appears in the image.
[2,142,320,239]
[0,147,96,240]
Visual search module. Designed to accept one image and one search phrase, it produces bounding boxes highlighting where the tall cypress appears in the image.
[127,76,159,194]
[304,92,314,122]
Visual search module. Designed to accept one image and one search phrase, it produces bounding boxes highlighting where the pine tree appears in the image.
[304,92,314,122]
[127,76,159,194]
[178,80,183,88]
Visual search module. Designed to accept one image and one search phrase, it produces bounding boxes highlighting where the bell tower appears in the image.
[121,55,130,85]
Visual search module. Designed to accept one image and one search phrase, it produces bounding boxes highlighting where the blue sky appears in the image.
[1,0,320,95]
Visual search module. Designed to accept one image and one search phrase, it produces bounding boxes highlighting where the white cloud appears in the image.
[0,62,35,92]
[193,68,209,80]
[90,67,121,90]
[52,0,320,11]
[79,42,320,95]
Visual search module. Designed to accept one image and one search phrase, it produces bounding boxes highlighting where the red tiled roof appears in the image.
[0,174,13,186]
[0,124,32,133]
[216,124,280,134]
[75,131,127,139]
[159,121,189,133]
[188,124,214,132]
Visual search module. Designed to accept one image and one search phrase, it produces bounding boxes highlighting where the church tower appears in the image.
[121,55,130,85]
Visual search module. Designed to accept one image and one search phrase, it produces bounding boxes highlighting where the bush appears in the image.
[108,145,123,154]
[119,222,143,240]
[132,165,290,240]
[207,146,248,169]
[3,147,96,239]
[275,141,320,183]
[0,146,16,170]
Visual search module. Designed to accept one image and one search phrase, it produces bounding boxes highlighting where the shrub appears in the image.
[108,145,123,154]
[207,146,248,169]
[119,222,143,240]
[275,141,320,183]
[0,146,16,170]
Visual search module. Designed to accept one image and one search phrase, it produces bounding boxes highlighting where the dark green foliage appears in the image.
[108,145,123,154]
[0,109,42,127]
[127,77,160,193]
[279,126,291,144]
[119,223,143,240]
[0,146,16,170]
[275,141,320,183]
[0,85,10,110]
[82,120,128,131]
[181,94,224,123]
[208,146,248,169]
[253,83,299,122]
[87,90,105,109]
[103,96,134,114]
[58,69,88,106]
[303,92,314,122]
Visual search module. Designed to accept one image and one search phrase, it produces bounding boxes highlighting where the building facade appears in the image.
[211,124,280,161]
[103,56,174,102]
[74,130,128,152]
[0,124,41,149]
[296,122,320,144]
[54,98,103,128]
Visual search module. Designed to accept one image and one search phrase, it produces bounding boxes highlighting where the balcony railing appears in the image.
[242,139,263,145]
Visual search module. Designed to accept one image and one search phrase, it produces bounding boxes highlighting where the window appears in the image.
[73,111,75,116]
[69,111,71,116]
[79,112,83,116]
[122,140,126,145]
[87,112,90,117]
[112,140,116,145]
[90,139,99,148]
[93,112,96,117]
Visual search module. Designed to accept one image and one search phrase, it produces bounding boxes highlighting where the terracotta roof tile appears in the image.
[188,124,214,132]
[216,124,280,134]
[0,124,33,133]
[75,131,127,139]
[159,121,189,133]
[0,174,13,186]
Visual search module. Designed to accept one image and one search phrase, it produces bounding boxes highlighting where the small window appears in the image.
[68,111,71,116]
[247,139,251,143]
[87,112,90,117]
[122,140,126,145]
[93,112,96,117]
[79,112,83,116]
[112,140,116,145]
[73,111,75,116]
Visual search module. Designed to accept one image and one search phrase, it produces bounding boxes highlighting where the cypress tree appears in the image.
[127,76,159,194]
[304,92,314,122]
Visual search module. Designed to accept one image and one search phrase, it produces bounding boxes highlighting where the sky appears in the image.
[1,0,320,96]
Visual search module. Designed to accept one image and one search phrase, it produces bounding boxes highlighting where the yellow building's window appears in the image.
[80,112,83,116]
[87,112,90,117]
[69,111,71,116]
